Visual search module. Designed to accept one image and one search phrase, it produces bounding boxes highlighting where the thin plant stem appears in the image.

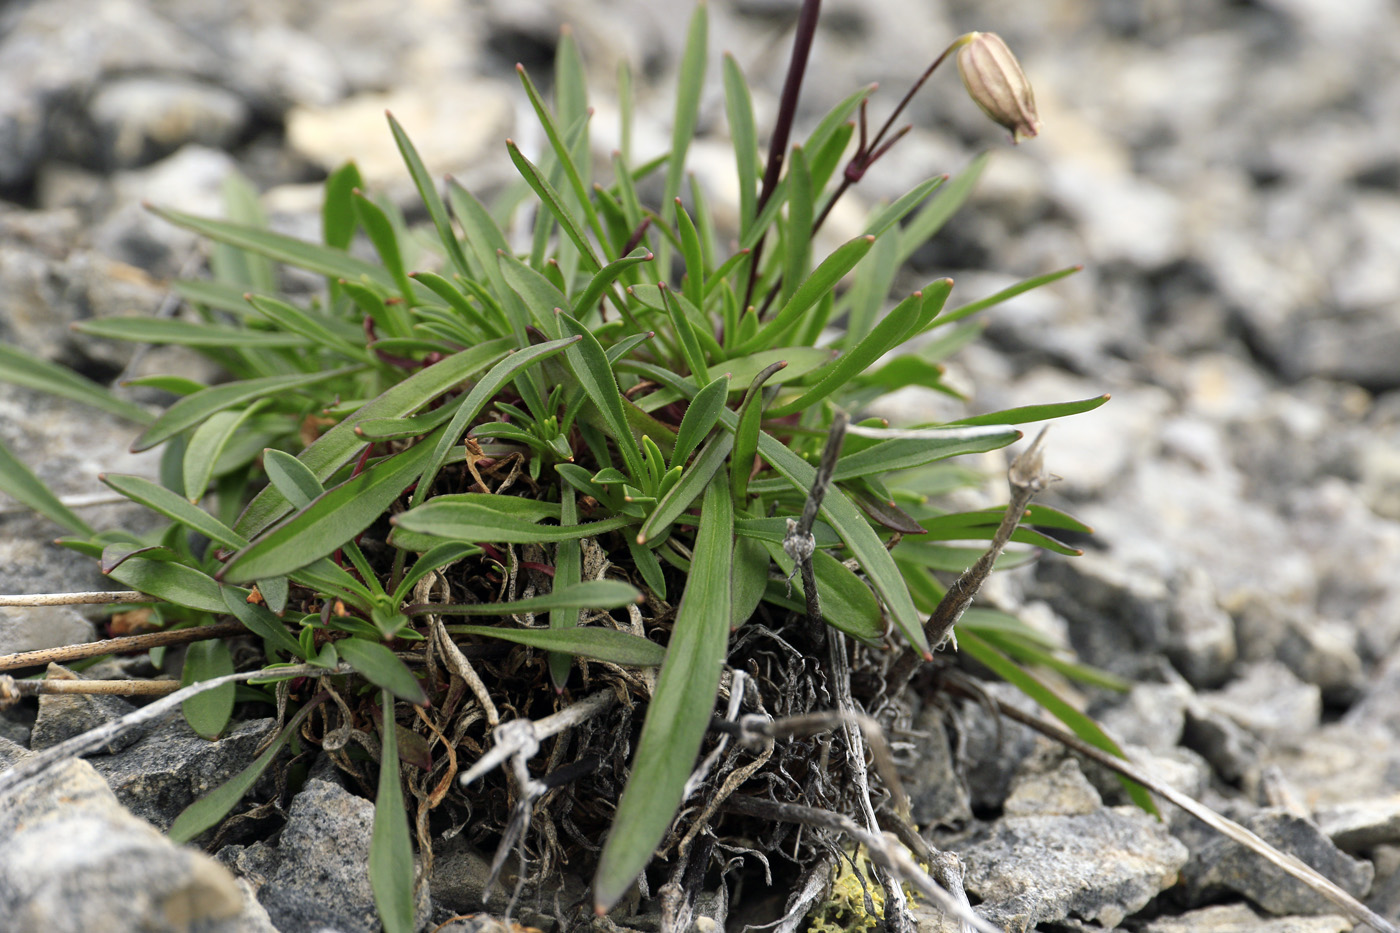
[0,620,247,673]
[2,678,183,697]
[0,590,147,606]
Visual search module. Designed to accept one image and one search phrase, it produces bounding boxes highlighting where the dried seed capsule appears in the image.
[956,31,1041,143]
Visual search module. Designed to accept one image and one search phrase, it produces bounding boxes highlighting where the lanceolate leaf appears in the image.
[443,624,664,667]
[594,472,733,912]
[170,697,324,842]
[370,690,418,933]
[387,112,471,278]
[392,501,634,545]
[106,557,246,614]
[549,488,583,687]
[221,429,445,582]
[670,374,730,469]
[762,542,884,644]
[235,338,510,537]
[135,367,362,453]
[337,638,427,706]
[639,433,732,545]
[0,438,93,536]
[222,587,305,661]
[948,394,1110,426]
[181,639,235,740]
[425,580,642,616]
[100,473,246,549]
[831,427,1020,480]
[555,311,644,480]
[737,235,875,353]
[0,344,152,426]
[72,318,312,348]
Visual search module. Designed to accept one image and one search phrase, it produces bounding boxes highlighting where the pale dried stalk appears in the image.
[0,620,246,673]
[458,690,617,788]
[2,677,182,697]
[0,590,147,606]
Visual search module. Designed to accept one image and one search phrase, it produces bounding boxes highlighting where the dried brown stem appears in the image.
[0,590,148,606]
[1,677,182,698]
[0,620,246,673]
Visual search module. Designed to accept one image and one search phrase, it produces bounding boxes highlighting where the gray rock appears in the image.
[956,682,1059,813]
[1196,661,1322,746]
[1036,553,1171,680]
[0,755,250,932]
[90,716,278,832]
[1092,679,1193,754]
[1166,567,1238,688]
[1344,645,1400,740]
[86,75,250,170]
[905,701,972,828]
[1369,844,1400,927]
[1177,808,1374,916]
[1141,902,1352,933]
[1002,757,1103,818]
[955,804,1189,931]
[1233,593,1364,704]
[0,605,96,657]
[1083,743,1211,814]
[1183,697,1266,785]
[1315,797,1400,853]
[0,703,35,748]
[1261,725,1400,811]
[255,777,429,933]
[29,663,141,754]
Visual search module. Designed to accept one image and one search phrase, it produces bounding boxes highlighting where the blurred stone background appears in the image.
[2,0,1400,929]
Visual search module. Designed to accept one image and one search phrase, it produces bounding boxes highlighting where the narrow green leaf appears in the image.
[781,146,813,308]
[770,284,945,417]
[371,690,418,933]
[549,487,582,687]
[134,366,361,453]
[722,53,758,239]
[594,472,732,912]
[392,502,633,545]
[222,587,305,660]
[387,112,471,278]
[100,472,245,549]
[639,433,731,545]
[170,698,321,842]
[762,542,884,644]
[445,623,664,667]
[844,226,901,345]
[738,235,876,353]
[659,282,710,384]
[896,154,988,266]
[221,431,443,582]
[670,374,729,469]
[730,532,768,630]
[244,293,370,360]
[555,311,644,480]
[72,318,311,348]
[181,639,235,739]
[0,345,152,425]
[426,579,641,616]
[572,247,653,320]
[184,403,266,502]
[212,172,275,293]
[516,63,609,252]
[957,629,1157,814]
[626,536,667,600]
[106,557,246,614]
[0,439,93,536]
[262,448,326,507]
[446,181,531,343]
[506,140,602,271]
[730,361,786,503]
[948,394,1110,426]
[152,206,433,303]
[411,271,496,336]
[410,335,581,510]
[338,638,427,705]
[393,542,481,606]
[323,161,365,251]
[937,265,1083,328]
[663,2,708,234]
[235,338,510,537]
[831,426,1019,480]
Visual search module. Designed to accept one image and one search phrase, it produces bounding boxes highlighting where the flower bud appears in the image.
[956,32,1040,143]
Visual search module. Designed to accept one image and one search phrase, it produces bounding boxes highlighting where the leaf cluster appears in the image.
[0,9,1129,926]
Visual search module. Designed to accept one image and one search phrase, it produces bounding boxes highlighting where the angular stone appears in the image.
[29,663,141,755]
[90,716,277,832]
[1314,796,1400,852]
[0,755,249,933]
[1142,903,1352,933]
[955,805,1188,931]
[1177,809,1374,916]
[255,778,429,933]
